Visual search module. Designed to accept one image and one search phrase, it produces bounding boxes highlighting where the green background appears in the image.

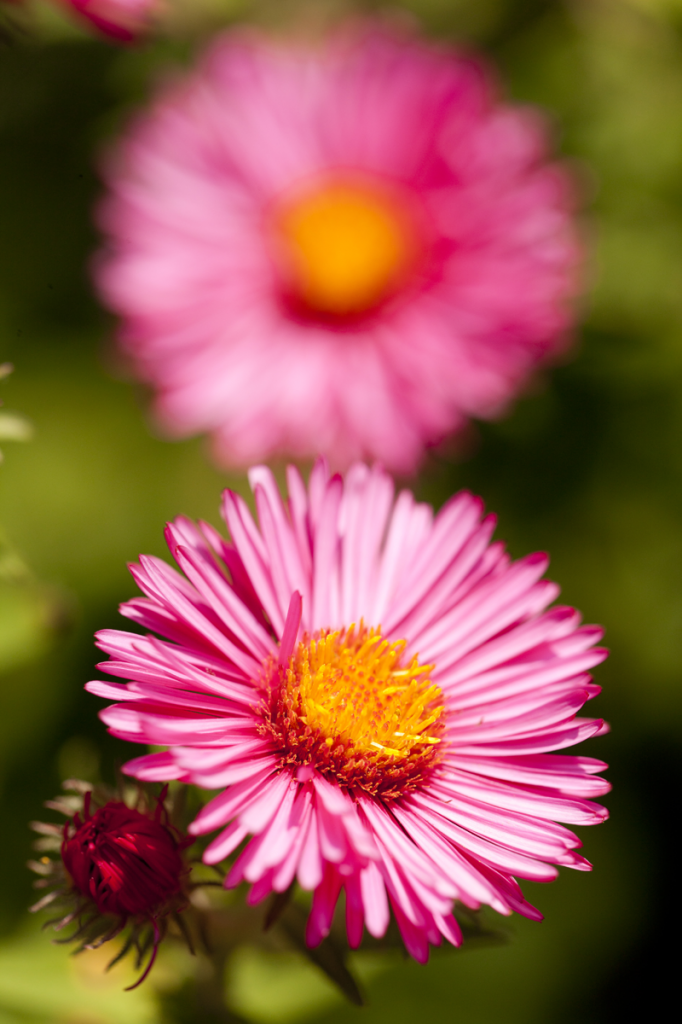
[0,0,680,1020]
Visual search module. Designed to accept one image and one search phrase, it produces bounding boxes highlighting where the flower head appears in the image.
[62,796,185,918]
[30,782,191,987]
[88,461,609,961]
[97,24,579,473]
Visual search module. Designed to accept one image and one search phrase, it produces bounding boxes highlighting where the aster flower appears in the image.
[30,780,191,987]
[87,461,609,962]
[96,24,579,473]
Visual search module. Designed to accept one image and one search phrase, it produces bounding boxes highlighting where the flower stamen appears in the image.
[264,623,445,800]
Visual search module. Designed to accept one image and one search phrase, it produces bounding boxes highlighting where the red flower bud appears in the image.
[31,784,192,988]
[62,796,185,919]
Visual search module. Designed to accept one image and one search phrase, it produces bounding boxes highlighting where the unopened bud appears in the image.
[30,783,191,988]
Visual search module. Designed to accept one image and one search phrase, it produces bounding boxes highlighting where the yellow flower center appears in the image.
[264,624,445,800]
[273,179,420,317]
[292,626,442,756]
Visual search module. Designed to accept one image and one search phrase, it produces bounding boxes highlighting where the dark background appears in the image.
[0,1,680,1021]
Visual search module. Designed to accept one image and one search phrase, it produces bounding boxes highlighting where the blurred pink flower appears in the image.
[88,461,609,960]
[64,0,157,41]
[96,25,579,473]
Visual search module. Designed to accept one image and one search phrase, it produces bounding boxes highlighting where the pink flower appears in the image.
[62,0,158,41]
[88,461,609,961]
[96,25,579,473]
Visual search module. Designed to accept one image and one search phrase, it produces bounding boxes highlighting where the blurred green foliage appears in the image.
[0,0,681,1021]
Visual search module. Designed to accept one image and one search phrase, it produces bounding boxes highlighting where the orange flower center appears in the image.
[264,624,444,799]
[272,179,421,317]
